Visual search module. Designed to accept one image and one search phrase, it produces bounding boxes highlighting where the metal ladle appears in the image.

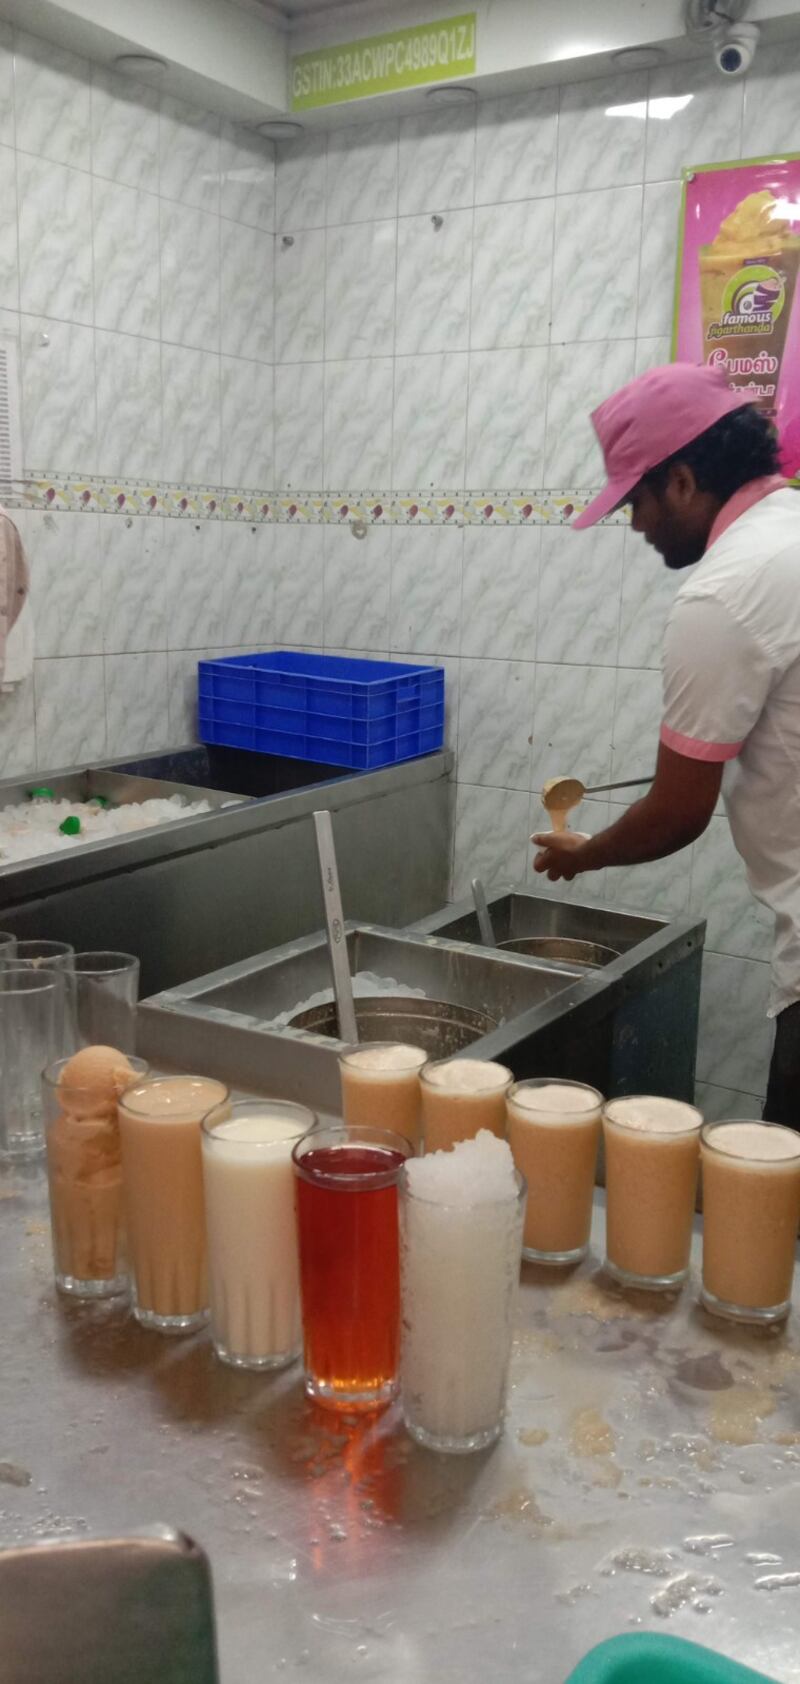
[313,809,358,1044]
[541,773,655,831]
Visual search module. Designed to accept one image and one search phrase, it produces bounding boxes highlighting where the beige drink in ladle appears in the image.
[541,776,584,833]
[701,1121,800,1324]
[603,1095,702,1289]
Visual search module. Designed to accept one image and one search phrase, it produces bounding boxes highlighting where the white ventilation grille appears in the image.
[0,336,22,502]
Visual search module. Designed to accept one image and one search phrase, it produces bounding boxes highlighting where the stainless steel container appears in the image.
[288,994,497,1056]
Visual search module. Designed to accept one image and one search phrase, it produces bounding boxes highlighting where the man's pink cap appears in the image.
[572,363,755,530]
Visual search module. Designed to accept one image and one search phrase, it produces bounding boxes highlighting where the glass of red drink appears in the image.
[292,1124,413,1412]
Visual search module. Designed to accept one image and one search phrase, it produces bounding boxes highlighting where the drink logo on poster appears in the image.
[291,13,476,110]
[672,155,800,479]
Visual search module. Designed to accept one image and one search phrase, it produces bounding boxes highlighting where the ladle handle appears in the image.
[582,775,654,795]
[471,878,496,948]
[313,809,358,1046]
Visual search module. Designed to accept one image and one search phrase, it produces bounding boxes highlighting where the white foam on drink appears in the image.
[211,1114,304,1148]
[423,1058,510,1094]
[406,1130,517,1205]
[344,1044,426,1075]
[605,1096,701,1134]
[707,1122,800,1162]
[512,1082,600,1118]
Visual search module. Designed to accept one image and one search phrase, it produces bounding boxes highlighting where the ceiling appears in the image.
[235,0,425,30]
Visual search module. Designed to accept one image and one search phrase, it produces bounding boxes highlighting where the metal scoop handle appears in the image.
[471,878,496,947]
[313,809,358,1045]
[582,776,654,795]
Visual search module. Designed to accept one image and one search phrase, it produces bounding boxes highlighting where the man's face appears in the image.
[628,468,715,570]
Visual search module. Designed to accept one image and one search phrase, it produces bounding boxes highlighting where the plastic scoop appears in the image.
[313,809,358,1046]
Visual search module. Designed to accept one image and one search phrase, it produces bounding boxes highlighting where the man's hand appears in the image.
[531,830,593,881]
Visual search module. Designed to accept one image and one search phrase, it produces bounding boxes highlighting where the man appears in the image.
[532,362,800,1127]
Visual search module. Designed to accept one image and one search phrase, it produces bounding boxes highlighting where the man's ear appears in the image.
[666,460,698,506]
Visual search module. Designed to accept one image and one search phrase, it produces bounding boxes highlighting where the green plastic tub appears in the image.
[565,1635,779,1684]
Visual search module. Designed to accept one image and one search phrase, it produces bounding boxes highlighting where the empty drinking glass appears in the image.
[0,942,75,1057]
[0,970,61,1158]
[0,933,17,959]
[69,953,140,1053]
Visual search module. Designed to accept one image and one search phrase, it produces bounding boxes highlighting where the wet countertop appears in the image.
[1,1167,800,1683]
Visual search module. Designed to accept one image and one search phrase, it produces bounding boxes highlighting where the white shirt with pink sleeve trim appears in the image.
[660,482,800,1016]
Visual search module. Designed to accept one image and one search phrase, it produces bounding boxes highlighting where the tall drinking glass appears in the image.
[420,1058,513,1153]
[0,933,17,959]
[69,953,139,1054]
[507,1079,602,1264]
[339,1043,426,1149]
[293,1124,412,1411]
[701,1120,800,1324]
[119,1075,229,1333]
[400,1158,526,1453]
[603,1095,703,1290]
[202,1099,316,1370]
[43,1052,149,1297]
[0,941,75,1056]
[0,970,60,1159]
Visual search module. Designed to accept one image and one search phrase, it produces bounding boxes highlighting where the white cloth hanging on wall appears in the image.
[1,594,33,692]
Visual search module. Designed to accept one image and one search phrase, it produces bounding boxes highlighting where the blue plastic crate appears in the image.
[197,651,445,771]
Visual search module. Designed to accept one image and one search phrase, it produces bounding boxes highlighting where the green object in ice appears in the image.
[59,816,81,836]
[29,787,55,801]
[564,1635,778,1684]
[87,795,110,808]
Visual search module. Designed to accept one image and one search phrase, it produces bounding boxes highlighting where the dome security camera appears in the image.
[714,19,760,75]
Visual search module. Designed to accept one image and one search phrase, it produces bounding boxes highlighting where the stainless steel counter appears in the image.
[2,1164,799,1684]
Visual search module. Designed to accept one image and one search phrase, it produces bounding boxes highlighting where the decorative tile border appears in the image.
[10,473,627,526]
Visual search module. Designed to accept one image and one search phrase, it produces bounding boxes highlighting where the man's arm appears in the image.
[532,741,722,882]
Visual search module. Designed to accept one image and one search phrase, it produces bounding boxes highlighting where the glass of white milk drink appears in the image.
[400,1130,526,1453]
[602,1095,703,1290]
[507,1079,603,1264]
[701,1120,800,1325]
[419,1058,513,1153]
[339,1043,427,1151]
[202,1099,317,1369]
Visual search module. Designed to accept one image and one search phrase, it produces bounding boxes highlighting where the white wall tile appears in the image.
[544,338,636,485]
[645,61,743,183]
[160,201,220,352]
[697,952,772,1096]
[221,356,273,488]
[398,109,475,216]
[20,313,96,471]
[606,850,692,920]
[105,650,170,758]
[475,88,558,207]
[91,66,159,193]
[457,657,534,790]
[611,665,662,781]
[160,345,220,483]
[552,185,642,344]
[637,180,681,340]
[452,782,529,900]
[695,1082,763,1123]
[23,508,102,657]
[0,144,18,310]
[34,654,106,766]
[390,525,462,655]
[168,647,205,744]
[100,516,167,654]
[275,227,324,363]
[220,523,273,647]
[531,661,617,793]
[0,676,36,776]
[159,94,220,213]
[471,198,554,351]
[461,525,539,661]
[14,31,91,172]
[393,352,468,488]
[324,523,391,651]
[618,523,678,669]
[324,357,392,489]
[466,345,547,488]
[537,524,622,667]
[0,23,14,149]
[325,220,396,362]
[220,220,273,363]
[275,133,327,232]
[634,334,671,376]
[17,153,93,324]
[274,361,323,487]
[165,521,224,650]
[395,209,471,356]
[95,330,162,479]
[220,122,275,231]
[327,121,398,227]
[272,524,324,645]
[741,41,800,160]
[691,814,774,963]
[557,71,647,194]
[93,178,160,339]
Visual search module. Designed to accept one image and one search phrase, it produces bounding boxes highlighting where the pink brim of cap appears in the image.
[571,478,634,530]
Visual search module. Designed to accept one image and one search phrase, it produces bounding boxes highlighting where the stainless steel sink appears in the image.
[410,887,663,955]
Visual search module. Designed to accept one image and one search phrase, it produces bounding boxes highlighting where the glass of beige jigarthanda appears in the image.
[701,1120,800,1324]
[119,1075,229,1333]
[339,1042,427,1151]
[507,1079,603,1264]
[603,1095,703,1290]
[202,1099,316,1369]
[420,1058,513,1154]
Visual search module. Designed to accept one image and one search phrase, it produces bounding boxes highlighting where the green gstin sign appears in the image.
[291,13,476,111]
